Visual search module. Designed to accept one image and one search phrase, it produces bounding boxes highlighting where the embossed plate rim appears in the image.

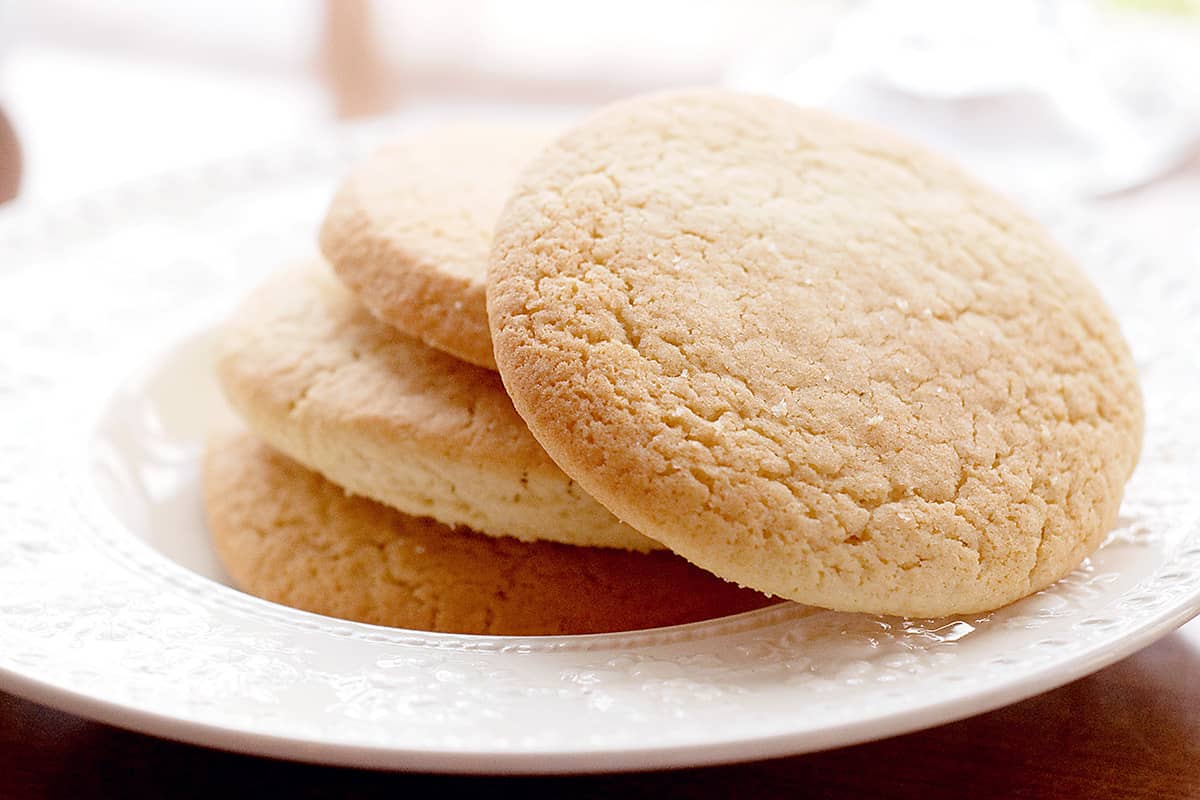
[0,120,1197,773]
[1,582,1198,774]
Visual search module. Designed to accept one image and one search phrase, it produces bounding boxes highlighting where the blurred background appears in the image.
[0,0,1199,242]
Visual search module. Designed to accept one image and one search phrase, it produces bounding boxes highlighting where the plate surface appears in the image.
[0,123,1198,774]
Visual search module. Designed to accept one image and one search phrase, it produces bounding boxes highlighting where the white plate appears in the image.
[0,124,1198,775]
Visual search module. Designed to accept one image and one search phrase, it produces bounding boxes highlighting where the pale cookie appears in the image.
[203,432,773,635]
[320,123,553,369]
[216,261,660,551]
[488,89,1144,617]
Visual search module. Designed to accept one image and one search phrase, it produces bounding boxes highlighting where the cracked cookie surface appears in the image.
[487,89,1144,616]
[320,123,554,369]
[204,432,772,635]
[216,261,660,551]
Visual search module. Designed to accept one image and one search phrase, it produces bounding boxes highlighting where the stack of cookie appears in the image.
[205,122,774,636]
[207,90,1143,634]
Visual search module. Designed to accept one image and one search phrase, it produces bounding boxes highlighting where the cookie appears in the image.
[216,261,660,551]
[320,123,552,369]
[487,89,1144,617]
[203,432,773,635]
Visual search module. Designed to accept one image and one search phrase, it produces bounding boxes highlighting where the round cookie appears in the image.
[487,89,1144,617]
[203,432,773,635]
[320,123,553,370]
[216,261,660,551]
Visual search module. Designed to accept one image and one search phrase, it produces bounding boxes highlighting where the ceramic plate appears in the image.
[0,121,1198,774]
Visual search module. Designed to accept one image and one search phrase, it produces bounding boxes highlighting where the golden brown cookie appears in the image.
[215,261,660,551]
[320,123,553,369]
[203,431,773,635]
[487,89,1143,617]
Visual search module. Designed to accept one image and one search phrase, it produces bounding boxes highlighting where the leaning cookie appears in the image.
[203,432,773,635]
[488,89,1144,617]
[320,123,553,370]
[215,261,660,552]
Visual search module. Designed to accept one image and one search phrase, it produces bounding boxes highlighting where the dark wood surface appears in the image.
[3,618,1198,799]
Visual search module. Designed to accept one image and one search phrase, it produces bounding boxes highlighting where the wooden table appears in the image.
[3,618,1198,798]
